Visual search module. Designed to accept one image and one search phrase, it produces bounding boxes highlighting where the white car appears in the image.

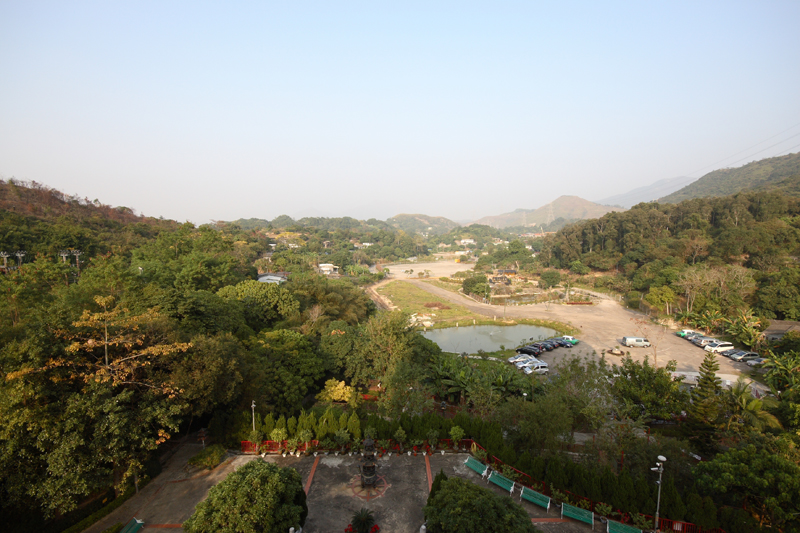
[522,361,549,374]
[515,357,536,368]
[705,341,734,353]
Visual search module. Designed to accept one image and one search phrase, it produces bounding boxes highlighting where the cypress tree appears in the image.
[287,416,298,437]
[427,469,448,505]
[699,496,718,528]
[347,411,361,442]
[531,456,546,481]
[263,413,275,438]
[614,469,636,512]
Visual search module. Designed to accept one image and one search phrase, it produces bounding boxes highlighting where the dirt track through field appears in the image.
[374,262,746,376]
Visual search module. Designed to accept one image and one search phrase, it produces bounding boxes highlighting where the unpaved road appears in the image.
[373,263,747,376]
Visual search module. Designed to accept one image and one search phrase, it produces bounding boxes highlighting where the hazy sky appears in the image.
[2,2,799,224]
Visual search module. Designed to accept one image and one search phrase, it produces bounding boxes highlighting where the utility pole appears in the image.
[651,455,667,532]
[251,400,256,432]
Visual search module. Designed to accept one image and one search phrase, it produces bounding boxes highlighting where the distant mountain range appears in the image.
[660,152,800,203]
[470,196,625,229]
[596,175,698,208]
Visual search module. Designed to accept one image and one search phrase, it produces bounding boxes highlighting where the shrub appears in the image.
[188,444,227,470]
[424,478,536,533]
[183,460,307,533]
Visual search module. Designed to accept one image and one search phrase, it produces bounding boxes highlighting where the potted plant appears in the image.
[594,502,612,524]
[377,439,391,455]
[449,426,465,451]
[334,428,351,455]
[298,429,314,455]
[286,437,300,456]
[426,429,439,452]
[349,508,378,533]
[321,437,336,454]
[270,427,288,456]
[393,428,407,454]
[411,439,423,456]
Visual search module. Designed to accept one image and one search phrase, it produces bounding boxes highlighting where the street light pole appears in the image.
[651,455,667,532]
[251,400,256,432]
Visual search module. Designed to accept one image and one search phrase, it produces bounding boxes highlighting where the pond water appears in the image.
[422,324,559,354]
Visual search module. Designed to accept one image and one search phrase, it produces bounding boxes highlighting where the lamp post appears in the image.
[651,455,667,532]
[251,400,256,432]
[523,393,527,402]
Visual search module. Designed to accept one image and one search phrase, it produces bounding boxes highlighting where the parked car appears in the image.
[692,337,718,347]
[720,349,741,357]
[676,329,698,338]
[560,335,579,345]
[705,341,734,353]
[536,342,555,351]
[523,361,549,375]
[515,357,537,368]
[516,345,542,356]
[622,337,651,348]
[549,338,571,348]
[730,351,760,362]
[508,354,530,363]
[685,333,704,342]
[747,357,768,367]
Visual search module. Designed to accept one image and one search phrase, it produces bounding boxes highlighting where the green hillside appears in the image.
[385,213,460,235]
[660,151,800,203]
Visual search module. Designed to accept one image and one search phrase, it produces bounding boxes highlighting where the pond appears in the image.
[422,324,559,354]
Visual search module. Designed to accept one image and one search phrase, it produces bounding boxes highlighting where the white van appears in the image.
[622,337,651,347]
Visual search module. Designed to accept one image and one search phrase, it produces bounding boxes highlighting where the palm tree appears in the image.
[723,377,781,433]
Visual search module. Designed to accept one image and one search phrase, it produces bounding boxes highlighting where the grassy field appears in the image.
[377,280,578,335]
[377,281,475,321]
[421,278,463,293]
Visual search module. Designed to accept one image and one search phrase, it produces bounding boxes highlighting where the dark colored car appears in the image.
[516,345,542,356]
[551,338,572,348]
[537,342,556,351]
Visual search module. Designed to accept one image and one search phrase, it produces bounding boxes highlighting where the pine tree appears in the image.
[686,352,722,452]
[287,416,297,438]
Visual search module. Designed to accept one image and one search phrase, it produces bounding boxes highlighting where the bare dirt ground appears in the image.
[372,263,748,376]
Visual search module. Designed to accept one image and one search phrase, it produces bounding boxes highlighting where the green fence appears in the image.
[562,503,594,528]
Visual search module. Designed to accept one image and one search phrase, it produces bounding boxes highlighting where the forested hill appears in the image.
[385,213,460,235]
[0,179,179,257]
[542,190,800,319]
[660,151,800,203]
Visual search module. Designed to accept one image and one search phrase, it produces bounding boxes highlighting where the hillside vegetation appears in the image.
[541,191,800,320]
[660,152,800,203]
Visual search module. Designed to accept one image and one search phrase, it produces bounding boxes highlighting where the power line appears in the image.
[716,131,800,169]
[684,120,800,177]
